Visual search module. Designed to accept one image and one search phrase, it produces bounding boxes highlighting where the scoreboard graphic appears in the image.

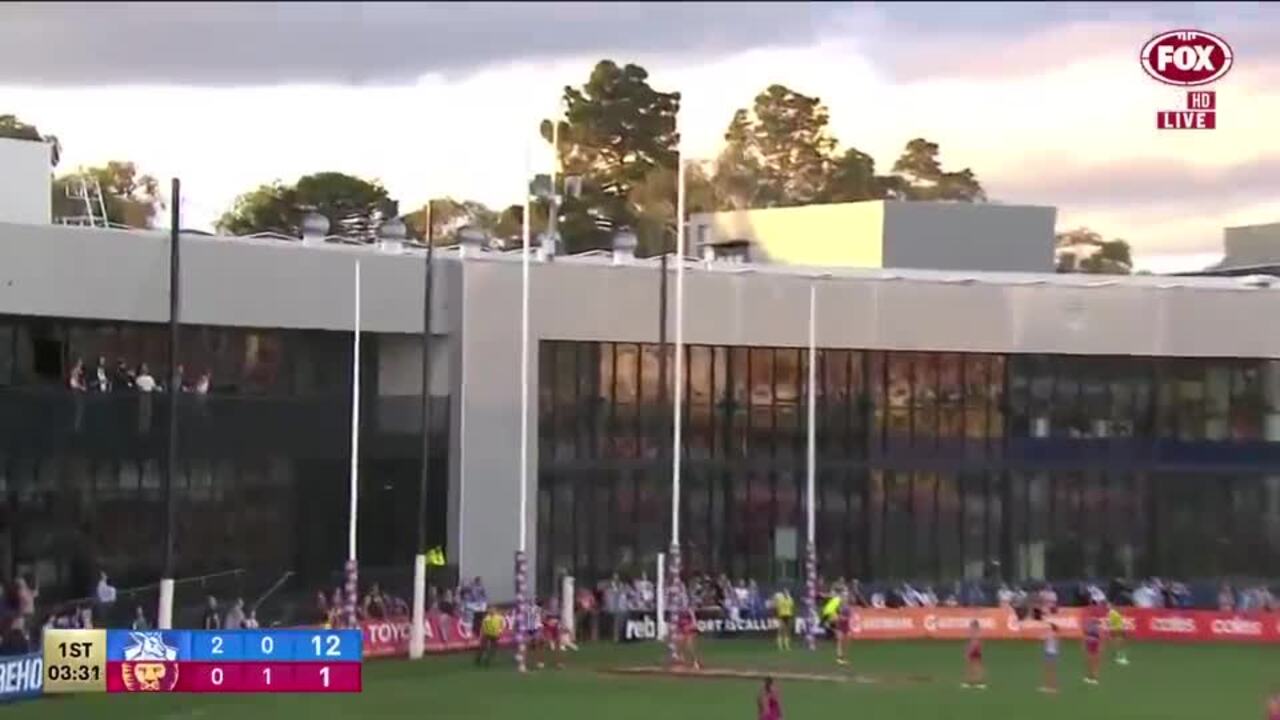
[42,628,362,694]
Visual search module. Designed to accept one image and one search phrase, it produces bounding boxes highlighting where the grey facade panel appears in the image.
[0,222,450,334]
[882,202,1056,273]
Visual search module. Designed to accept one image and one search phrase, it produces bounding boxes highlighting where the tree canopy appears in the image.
[1055,227,1134,275]
[0,113,60,165]
[216,172,397,240]
[711,85,986,209]
[539,60,682,254]
[52,161,160,229]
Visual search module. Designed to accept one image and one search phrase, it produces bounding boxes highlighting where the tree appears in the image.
[711,109,766,210]
[538,60,680,253]
[711,86,918,209]
[217,172,397,240]
[750,85,837,206]
[820,148,898,204]
[403,198,497,243]
[1055,227,1134,275]
[52,161,160,228]
[713,86,839,208]
[0,113,59,165]
[628,161,718,255]
[890,138,986,202]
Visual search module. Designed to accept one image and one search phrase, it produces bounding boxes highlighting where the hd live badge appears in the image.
[1142,30,1233,130]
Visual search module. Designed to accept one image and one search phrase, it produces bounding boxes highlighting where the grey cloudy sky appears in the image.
[2,1,1272,86]
[3,1,1275,266]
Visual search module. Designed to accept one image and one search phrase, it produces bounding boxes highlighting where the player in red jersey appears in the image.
[758,677,783,720]
[676,608,701,670]
[835,593,855,666]
[963,620,986,689]
[541,598,565,668]
[1082,617,1103,685]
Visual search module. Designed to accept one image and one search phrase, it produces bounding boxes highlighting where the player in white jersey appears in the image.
[1040,623,1060,694]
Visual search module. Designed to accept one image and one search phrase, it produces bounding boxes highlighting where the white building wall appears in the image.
[0,138,52,225]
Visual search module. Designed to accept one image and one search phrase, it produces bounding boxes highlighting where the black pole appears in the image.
[418,201,435,556]
[657,250,669,515]
[162,178,181,583]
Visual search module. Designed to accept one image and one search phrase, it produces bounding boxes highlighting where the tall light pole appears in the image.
[345,259,362,629]
[514,146,535,674]
[805,282,818,650]
[666,149,687,664]
[410,201,436,660]
[158,177,181,630]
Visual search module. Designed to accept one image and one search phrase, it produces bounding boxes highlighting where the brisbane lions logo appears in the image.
[120,632,180,692]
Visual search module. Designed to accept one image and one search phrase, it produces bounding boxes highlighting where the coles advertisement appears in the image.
[359,609,518,658]
[795,607,1087,641]
[1101,608,1280,644]
[0,652,43,703]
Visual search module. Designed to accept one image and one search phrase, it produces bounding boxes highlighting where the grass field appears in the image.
[10,639,1277,719]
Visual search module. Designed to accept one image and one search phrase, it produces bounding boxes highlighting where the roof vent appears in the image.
[300,211,329,245]
[1239,274,1275,288]
[456,225,487,258]
[377,218,407,254]
[538,231,559,262]
[612,227,637,266]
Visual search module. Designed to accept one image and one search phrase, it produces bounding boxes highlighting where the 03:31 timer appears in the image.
[48,640,101,681]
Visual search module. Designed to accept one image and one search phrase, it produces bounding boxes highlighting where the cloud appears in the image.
[858,2,1280,82]
[0,1,850,86]
[992,155,1280,213]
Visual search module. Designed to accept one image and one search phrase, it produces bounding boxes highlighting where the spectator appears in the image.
[224,598,247,630]
[135,364,157,393]
[193,371,212,395]
[112,359,134,391]
[77,603,93,629]
[14,577,37,628]
[997,583,1014,608]
[1218,583,1235,612]
[94,571,117,624]
[91,356,111,392]
[747,580,765,619]
[314,591,330,624]
[634,572,655,610]
[462,577,488,637]
[202,596,221,630]
[849,580,868,608]
[0,617,29,656]
[131,606,151,631]
[243,609,260,629]
[603,575,624,642]
[68,358,87,391]
[362,583,387,620]
[439,588,457,617]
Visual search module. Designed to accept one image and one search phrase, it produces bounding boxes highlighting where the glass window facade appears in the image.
[538,340,1280,589]
[0,315,446,601]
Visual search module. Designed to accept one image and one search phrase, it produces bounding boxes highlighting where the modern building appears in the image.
[3,143,1280,603]
[1177,220,1280,277]
[688,200,1056,272]
[6,218,1280,604]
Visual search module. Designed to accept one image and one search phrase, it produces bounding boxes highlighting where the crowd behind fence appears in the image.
[3,564,1278,657]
